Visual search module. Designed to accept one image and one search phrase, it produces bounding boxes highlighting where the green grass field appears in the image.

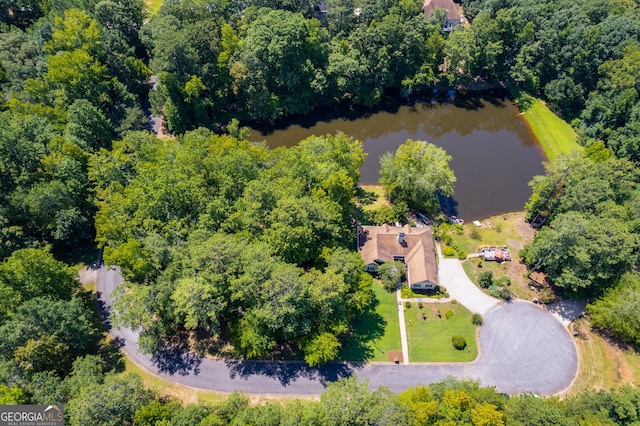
[444,216,521,256]
[510,88,583,161]
[405,302,477,362]
[339,281,401,362]
[146,0,162,15]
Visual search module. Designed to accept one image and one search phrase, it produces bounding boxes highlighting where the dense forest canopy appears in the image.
[96,130,374,363]
[1,0,640,420]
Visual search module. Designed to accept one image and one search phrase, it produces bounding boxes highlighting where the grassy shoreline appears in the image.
[509,87,583,161]
[146,0,162,15]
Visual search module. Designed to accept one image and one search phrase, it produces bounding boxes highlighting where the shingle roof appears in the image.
[422,0,461,20]
[358,224,439,286]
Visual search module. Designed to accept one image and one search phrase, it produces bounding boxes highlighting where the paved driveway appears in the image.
[438,257,500,314]
[93,266,578,396]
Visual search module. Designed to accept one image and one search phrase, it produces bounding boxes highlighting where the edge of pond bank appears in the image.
[248,86,515,137]
[507,87,583,161]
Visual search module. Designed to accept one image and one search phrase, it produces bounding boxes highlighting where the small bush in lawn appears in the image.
[445,309,453,319]
[457,251,468,260]
[471,313,483,326]
[451,299,458,304]
[479,271,494,289]
[477,259,483,268]
[488,285,510,299]
[443,246,456,257]
[495,222,503,233]
[495,275,511,287]
[405,301,412,309]
[470,227,481,240]
[452,335,467,350]
[418,302,424,309]
[454,224,464,235]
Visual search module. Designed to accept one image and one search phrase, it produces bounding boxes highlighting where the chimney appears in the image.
[397,232,405,244]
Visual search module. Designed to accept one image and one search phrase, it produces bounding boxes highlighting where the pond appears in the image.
[249,91,546,221]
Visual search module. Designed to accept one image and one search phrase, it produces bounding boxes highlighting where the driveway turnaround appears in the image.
[94,266,578,396]
[437,257,500,315]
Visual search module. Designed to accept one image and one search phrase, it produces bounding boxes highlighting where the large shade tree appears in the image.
[379,139,456,214]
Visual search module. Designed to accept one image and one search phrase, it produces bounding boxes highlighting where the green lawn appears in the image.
[444,217,520,256]
[146,0,163,15]
[405,303,477,362]
[510,88,583,161]
[359,184,389,211]
[339,281,401,362]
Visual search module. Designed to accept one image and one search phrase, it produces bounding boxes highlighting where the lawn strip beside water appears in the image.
[146,0,162,15]
[509,88,582,161]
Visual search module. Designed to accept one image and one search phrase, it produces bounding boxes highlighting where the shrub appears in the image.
[454,224,464,235]
[488,285,510,299]
[405,301,412,309]
[457,251,468,260]
[470,227,481,240]
[417,302,423,309]
[443,246,456,257]
[391,201,409,223]
[400,286,413,299]
[471,313,483,325]
[478,271,493,289]
[451,299,458,304]
[451,335,467,350]
[539,288,556,304]
[370,205,395,225]
[495,222,503,233]
[495,275,511,287]
[378,261,405,292]
[445,309,453,319]
[477,259,483,268]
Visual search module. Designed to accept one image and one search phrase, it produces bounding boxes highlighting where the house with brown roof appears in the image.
[357,224,439,291]
[423,0,463,31]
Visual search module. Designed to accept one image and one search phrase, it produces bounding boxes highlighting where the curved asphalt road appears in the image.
[95,266,577,396]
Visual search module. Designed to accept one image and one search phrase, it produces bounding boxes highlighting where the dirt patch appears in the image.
[78,266,98,286]
[387,350,403,363]
[429,305,443,318]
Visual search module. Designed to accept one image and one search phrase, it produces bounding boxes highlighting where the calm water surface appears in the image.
[249,94,546,221]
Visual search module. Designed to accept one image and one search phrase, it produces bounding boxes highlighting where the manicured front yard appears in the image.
[405,302,477,362]
[339,281,401,362]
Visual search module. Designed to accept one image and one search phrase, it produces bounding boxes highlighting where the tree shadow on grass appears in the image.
[338,302,387,362]
[356,187,380,206]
